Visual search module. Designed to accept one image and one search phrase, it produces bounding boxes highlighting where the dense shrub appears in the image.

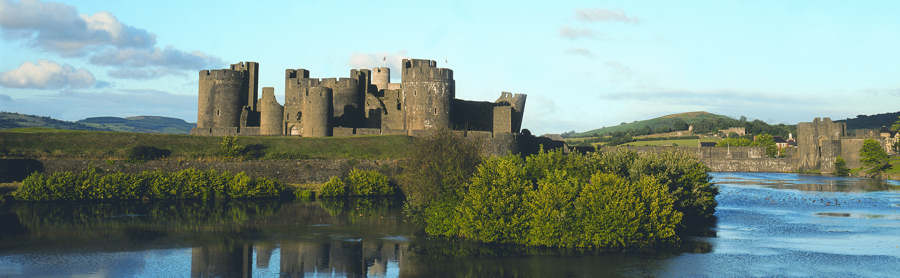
[400,129,482,209]
[125,145,171,162]
[294,188,315,201]
[412,148,716,250]
[346,169,394,196]
[318,169,397,198]
[319,176,346,197]
[14,168,287,201]
[834,156,850,177]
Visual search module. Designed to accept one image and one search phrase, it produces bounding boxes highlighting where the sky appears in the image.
[1,0,898,135]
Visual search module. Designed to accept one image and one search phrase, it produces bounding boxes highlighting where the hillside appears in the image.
[564,111,794,138]
[0,112,194,134]
[77,116,194,134]
[836,111,900,130]
[0,112,102,131]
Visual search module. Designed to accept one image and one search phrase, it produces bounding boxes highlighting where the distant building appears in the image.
[718,127,746,137]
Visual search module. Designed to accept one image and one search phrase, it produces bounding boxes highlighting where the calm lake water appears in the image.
[0,172,898,277]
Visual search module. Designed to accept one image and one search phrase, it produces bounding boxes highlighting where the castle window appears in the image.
[296,112,302,121]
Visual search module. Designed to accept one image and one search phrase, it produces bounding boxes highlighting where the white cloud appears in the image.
[564,48,594,57]
[348,50,408,77]
[0,60,95,89]
[559,27,600,40]
[0,0,222,79]
[90,46,224,70]
[575,9,640,24]
[0,0,155,55]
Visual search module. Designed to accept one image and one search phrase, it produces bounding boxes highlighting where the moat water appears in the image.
[0,172,898,277]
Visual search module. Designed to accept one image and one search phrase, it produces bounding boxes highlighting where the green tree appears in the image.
[753,133,778,158]
[890,116,900,133]
[860,139,890,178]
[834,156,850,177]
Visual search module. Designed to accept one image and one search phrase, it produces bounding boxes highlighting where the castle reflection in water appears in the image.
[190,237,407,277]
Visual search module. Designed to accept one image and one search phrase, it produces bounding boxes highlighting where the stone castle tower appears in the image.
[191,58,528,155]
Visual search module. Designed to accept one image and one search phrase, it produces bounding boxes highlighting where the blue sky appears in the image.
[1,0,898,135]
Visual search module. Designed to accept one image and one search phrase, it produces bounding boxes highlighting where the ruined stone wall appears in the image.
[401,59,453,133]
[797,118,845,173]
[283,69,309,136]
[230,61,259,111]
[301,87,332,137]
[450,99,494,131]
[599,146,799,173]
[492,106,513,134]
[495,92,527,133]
[380,89,404,131]
[450,130,519,156]
[259,87,284,136]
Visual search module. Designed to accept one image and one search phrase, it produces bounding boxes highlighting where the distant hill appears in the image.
[0,112,194,134]
[836,111,900,131]
[0,112,102,131]
[564,111,794,138]
[77,116,194,134]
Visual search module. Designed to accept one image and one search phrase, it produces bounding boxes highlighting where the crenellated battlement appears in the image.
[403,59,437,68]
[230,61,258,71]
[199,69,244,81]
[296,77,359,88]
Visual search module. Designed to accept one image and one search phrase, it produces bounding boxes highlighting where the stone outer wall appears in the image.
[36,159,399,185]
[839,138,864,169]
[601,146,799,173]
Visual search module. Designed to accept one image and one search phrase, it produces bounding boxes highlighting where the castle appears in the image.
[191,59,527,144]
[796,117,897,173]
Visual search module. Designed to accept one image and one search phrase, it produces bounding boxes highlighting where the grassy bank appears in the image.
[0,128,413,160]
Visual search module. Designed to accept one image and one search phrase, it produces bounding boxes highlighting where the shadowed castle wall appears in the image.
[450,99,493,131]
[230,61,259,111]
[401,59,454,133]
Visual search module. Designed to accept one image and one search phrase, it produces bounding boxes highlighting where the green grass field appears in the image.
[0,128,413,160]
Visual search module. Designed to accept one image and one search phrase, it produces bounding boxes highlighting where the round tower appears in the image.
[372,67,390,91]
[301,87,333,137]
[259,87,284,136]
[401,59,454,133]
[197,70,215,128]
[198,69,244,128]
